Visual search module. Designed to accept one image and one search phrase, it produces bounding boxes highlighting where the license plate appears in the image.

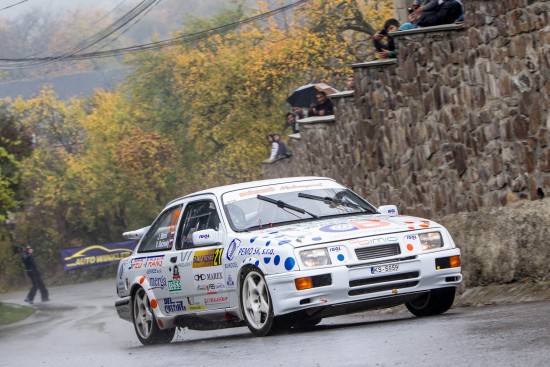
[371,264,399,274]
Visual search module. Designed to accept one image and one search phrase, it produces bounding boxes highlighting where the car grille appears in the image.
[355,243,401,260]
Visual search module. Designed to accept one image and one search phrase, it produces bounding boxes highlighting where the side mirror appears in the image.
[192,229,221,246]
[378,205,398,216]
[123,226,151,240]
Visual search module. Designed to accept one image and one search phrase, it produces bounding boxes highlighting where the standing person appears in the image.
[309,91,334,116]
[22,244,49,304]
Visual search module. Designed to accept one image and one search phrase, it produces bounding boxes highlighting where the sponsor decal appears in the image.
[238,247,260,256]
[188,304,206,311]
[129,255,165,270]
[204,296,229,304]
[226,239,241,261]
[349,236,399,246]
[164,298,186,313]
[168,279,181,292]
[320,223,357,232]
[149,276,167,290]
[320,220,391,233]
[195,272,222,282]
[194,274,206,281]
[173,265,180,279]
[237,187,276,199]
[226,275,235,288]
[146,268,162,274]
[155,231,172,249]
[61,240,137,271]
[225,262,237,269]
[193,249,223,268]
[198,233,210,240]
[187,297,206,311]
[118,265,125,280]
[180,251,193,268]
[208,272,223,280]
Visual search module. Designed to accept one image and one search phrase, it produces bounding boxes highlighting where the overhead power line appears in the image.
[1,0,162,69]
[0,0,29,12]
[0,0,308,69]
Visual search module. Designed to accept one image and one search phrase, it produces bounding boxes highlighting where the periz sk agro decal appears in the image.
[193,249,223,268]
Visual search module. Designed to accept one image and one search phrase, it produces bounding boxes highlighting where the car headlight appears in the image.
[419,232,443,251]
[300,248,331,267]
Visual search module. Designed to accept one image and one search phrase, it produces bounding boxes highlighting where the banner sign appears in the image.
[61,240,138,271]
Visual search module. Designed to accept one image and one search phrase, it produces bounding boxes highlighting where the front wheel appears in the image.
[405,287,456,317]
[132,287,175,345]
[240,268,275,336]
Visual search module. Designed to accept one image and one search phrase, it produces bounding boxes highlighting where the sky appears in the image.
[0,0,115,18]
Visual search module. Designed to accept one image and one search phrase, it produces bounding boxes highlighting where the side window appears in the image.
[138,205,183,253]
[176,200,220,250]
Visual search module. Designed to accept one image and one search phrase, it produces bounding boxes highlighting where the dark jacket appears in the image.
[23,253,39,272]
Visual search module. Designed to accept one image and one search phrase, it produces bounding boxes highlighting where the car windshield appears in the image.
[222,182,377,231]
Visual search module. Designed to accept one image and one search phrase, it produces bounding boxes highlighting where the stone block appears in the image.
[512,115,529,139]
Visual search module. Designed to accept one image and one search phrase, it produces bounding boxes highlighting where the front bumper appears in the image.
[266,248,462,316]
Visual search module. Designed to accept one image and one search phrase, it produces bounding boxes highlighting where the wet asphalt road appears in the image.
[1,279,549,367]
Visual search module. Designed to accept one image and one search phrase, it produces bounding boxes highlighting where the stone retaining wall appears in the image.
[263,0,550,287]
[265,0,549,219]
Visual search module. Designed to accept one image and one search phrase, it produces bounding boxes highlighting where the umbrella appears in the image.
[286,83,339,107]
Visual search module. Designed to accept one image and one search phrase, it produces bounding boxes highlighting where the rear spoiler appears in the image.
[122,226,150,240]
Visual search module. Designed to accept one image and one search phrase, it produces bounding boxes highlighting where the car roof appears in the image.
[166,176,336,206]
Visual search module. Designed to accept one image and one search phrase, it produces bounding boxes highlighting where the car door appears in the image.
[132,204,184,314]
[173,198,229,312]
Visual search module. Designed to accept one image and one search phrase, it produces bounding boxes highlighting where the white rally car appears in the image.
[115,177,462,345]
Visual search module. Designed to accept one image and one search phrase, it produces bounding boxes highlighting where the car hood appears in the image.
[240,214,442,247]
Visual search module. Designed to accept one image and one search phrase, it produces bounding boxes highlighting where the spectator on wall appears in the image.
[309,91,334,116]
[373,18,400,59]
[292,106,308,120]
[347,75,355,90]
[267,133,292,161]
[284,112,300,134]
[404,0,463,28]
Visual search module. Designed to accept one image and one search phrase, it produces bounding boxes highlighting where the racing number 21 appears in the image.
[213,248,223,266]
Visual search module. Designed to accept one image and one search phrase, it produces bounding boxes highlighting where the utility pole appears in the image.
[394,0,409,24]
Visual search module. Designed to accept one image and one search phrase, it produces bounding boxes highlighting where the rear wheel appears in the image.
[132,287,175,345]
[405,287,456,317]
[240,268,275,336]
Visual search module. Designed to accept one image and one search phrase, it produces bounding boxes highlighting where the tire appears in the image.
[240,268,275,336]
[405,287,456,317]
[132,287,175,345]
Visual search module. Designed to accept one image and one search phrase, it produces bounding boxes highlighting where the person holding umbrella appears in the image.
[309,91,334,116]
[286,83,337,116]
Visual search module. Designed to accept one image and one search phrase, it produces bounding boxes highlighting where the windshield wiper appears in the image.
[257,195,318,218]
[298,192,361,209]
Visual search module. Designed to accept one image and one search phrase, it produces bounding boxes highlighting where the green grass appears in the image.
[0,302,35,326]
